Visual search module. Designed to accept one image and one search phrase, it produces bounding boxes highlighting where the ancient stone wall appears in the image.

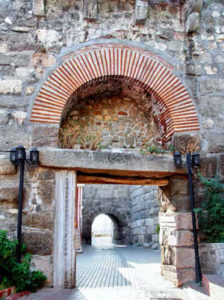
[0,1,223,161]
[0,0,185,151]
[82,184,132,244]
[60,86,160,149]
[0,0,224,288]
[82,184,160,247]
[200,243,224,275]
[130,185,159,247]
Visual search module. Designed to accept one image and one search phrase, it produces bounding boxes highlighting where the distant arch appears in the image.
[30,43,200,141]
[83,209,128,245]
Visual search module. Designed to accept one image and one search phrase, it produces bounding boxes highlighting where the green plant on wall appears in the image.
[196,173,224,243]
[140,144,174,155]
[0,231,46,293]
[156,224,160,234]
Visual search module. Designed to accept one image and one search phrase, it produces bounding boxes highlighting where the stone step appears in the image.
[202,274,224,300]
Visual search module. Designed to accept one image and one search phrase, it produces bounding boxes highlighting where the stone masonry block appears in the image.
[168,229,194,247]
[0,187,18,202]
[200,78,224,94]
[174,247,194,268]
[23,229,53,255]
[0,80,22,95]
[159,213,198,230]
[135,0,148,25]
[84,0,98,20]
[200,156,217,178]
[186,12,200,33]
[33,0,45,16]
[0,155,16,175]
[24,212,54,230]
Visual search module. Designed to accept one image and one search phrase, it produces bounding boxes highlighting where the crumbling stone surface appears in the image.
[23,229,53,255]
[60,84,161,149]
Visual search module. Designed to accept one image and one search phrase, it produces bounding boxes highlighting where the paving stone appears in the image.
[21,246,185,300]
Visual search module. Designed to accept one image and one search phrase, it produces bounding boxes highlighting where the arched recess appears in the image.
[30,43,200,141]
[91,213,120,245]
[83,208,129,245]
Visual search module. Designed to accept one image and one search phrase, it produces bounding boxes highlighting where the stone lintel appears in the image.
[38,148,187,179]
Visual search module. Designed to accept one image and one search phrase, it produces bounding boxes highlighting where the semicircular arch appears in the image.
[30,43,200,141]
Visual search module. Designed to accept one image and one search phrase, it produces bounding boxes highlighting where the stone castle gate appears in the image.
[1,0,224,293]
[28,41,200,288]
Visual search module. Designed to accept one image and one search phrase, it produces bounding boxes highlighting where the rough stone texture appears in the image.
[33,0,45,16]
[135,0,148,25]
[0,154,16,175]
[32,255,52,286]
[130,185,159,246]
[159,179,195,286]
[200,243,224,276]
[60,90,160,150]
[82,184,132,244]
[0,80,22,95]
[38,148,186,177]
[0,127,31,151]
[23,229,53,255]
[24,211,54,230]
[32,127,59,148]
[186,12,200,33]
[84,0,98,20]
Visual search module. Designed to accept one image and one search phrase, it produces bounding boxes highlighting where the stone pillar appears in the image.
[53,170,76,288]
[159,178,195,286]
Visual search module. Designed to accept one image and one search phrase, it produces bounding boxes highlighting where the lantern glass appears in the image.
[30,148,39,164]
[16,146,26,160]
[174,152,182,168]
[10,148,17,163]
[192,152,200,167]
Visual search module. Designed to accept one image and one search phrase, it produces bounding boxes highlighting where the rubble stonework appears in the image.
[0,0,224,289]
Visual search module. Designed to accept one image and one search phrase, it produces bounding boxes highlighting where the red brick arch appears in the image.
[30,43,200,140]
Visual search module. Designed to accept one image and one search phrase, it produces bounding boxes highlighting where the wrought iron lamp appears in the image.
[10,146,39,262]
[173,151,182,168]
[173,151,202,284]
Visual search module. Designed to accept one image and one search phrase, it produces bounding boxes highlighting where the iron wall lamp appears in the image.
[10,146,39,165]
[10,146,39,262]
[173,151,202,284]
[173,152,182,168]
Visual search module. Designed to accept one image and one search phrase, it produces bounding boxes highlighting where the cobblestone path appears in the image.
[22,245,185,300]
